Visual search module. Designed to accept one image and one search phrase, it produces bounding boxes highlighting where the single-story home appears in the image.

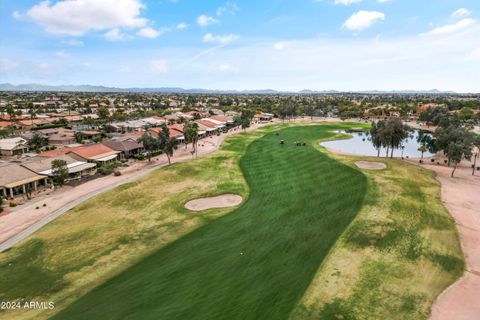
[67,144,120,163]
[0,137,29,156]
[254,113,274,122]
[22,155,97,181]
[150,126,185,143]
[102,139,144,159]
[196,120,220,134]
[0,162,48,198]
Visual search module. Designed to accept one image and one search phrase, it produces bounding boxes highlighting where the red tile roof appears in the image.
[69,144,117,159]
[210,116,228,123]
[168,124,184,133]
[39,147,72,157]
[197,120,218,128]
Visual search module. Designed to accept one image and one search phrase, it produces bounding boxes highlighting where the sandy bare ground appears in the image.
[185,194,243,211]
[0,122,275,252]
[409,158,480,320]
[355,161,386,170]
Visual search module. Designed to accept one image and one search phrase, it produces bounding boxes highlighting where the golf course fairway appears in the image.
[52,126,367,320]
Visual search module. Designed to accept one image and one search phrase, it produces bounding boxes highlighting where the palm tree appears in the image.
[184,122,199,158]
[418,145,428,159]
[6,105,15,125]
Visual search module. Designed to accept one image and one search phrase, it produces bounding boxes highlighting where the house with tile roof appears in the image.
[22,155,97,181]
[0,163,48,198]
[0,137,29,156]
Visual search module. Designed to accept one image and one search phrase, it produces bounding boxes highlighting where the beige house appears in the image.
[22,155,97,181]
[0,137,28,156]
[0,163,48,198]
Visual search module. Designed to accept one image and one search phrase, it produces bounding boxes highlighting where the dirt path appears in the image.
[0,122,274,252]
[413,160,480,320]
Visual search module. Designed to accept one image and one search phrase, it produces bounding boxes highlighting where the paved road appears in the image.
[0,123,271,253]
[0,161,169,252]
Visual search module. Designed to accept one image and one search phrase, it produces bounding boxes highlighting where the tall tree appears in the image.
[6,105,15,124]
[435,125,474,177]
[158,124,177,165]
[370,122,383,157]
[97,107,109,120]
[137,133,159,162]
[28,102,36,121]
[51,159,69,186]
[184,122,199,157]
[239,109,254,131]
[28,133,48,152]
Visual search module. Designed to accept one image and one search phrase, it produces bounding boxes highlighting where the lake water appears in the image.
[320,130,435,158]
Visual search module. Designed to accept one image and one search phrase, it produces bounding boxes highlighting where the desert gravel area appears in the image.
[415,159,480,320]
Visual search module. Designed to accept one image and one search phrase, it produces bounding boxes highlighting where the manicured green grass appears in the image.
[0,122,462,320]
[51,126,367,320]
[292,150,464,320]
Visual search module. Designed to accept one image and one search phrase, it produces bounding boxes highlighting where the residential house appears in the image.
[196,119,220,135]
[150,126,185,143]
[0,163,48,198]
[22,155,97,182]
[67,144,120,164]
[102,139,144,160]
[253,113,273,122]
[0,137,28,156]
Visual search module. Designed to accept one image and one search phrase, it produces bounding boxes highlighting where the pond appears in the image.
[320,130,435,158]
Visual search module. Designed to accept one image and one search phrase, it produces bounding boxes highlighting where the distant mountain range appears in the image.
[0,83,461,94]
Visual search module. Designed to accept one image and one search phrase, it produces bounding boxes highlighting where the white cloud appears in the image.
[150,59,168,73]
[424,18,476,36]
[273,41,289,50]
[26,0,147,36]
[55,50,69,58]
[176,22,189,30]
[137,27,168,39]
[61,39,84,46]
[104,28,126,41]
[12,11,23,20]
[334,0,361,5]
[452,8,471,19]
[203,33,239,44]
[216,2,239,16]
[343,10,385,31]
[197,15,219,27]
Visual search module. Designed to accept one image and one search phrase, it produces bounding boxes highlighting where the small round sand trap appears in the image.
[355,161,386,170]
[185,194,243,211]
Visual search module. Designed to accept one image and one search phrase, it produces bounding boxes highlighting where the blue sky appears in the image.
[1,0,479,92]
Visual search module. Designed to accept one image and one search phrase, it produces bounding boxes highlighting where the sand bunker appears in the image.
[185,194,243,211]
[355,161,386,170]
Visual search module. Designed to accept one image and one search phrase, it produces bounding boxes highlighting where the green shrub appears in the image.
[98,162,119,175]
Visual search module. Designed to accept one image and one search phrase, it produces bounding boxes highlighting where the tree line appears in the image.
[417,109,480,177]
[369,119,411,158]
